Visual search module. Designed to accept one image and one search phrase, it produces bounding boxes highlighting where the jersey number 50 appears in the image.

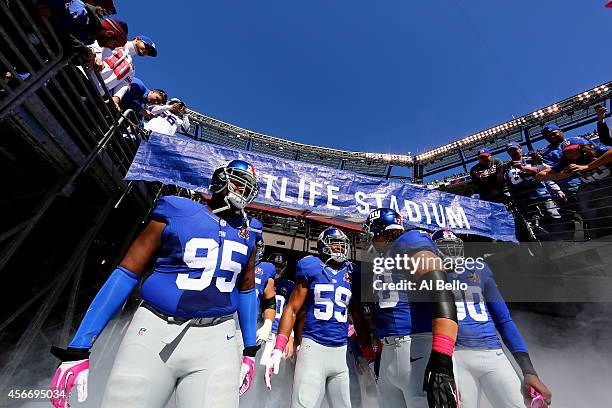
[313,284,352,322]
[178,238,247,292]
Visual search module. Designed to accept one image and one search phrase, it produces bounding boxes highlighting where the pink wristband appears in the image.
[274,334,289,352]
[432,334,455,356]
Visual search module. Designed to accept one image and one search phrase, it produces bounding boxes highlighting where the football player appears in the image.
[49,160,261,408]
[363,208,458,408]
[265,227,354,408]
[257,252,297,408]
[432,228,552,408]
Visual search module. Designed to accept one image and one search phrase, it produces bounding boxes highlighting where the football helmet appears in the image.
[363,208,404,240]
[210,160,258,212]
[267,252,287,279]
[431,228,464,259]
[317,227,350,263]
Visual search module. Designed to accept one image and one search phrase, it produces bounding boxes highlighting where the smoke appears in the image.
[7,305,612,408]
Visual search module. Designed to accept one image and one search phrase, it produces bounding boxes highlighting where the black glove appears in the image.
[422,350,458,408]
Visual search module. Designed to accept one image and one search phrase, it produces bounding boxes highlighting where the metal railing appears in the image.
[0,0,64,118]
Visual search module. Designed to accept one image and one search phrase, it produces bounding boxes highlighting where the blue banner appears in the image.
[126,133,516,241]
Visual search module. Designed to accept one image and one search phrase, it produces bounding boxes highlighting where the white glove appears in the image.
[256,319,273,346]
[264,349,283,390]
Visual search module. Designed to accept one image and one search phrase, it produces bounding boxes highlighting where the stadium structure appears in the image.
[0,2,611,403]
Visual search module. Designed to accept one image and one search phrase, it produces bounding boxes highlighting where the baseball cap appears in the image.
[137,35,157,57]
[102,18,128,46]
[542,124,561,136]
[477,148,491,157]
[506,142,521,151]
[562,137,587,152]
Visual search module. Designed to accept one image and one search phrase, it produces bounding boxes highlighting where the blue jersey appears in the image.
[373,230,437,338]
[140,196,256,319]
[271,279,295,333]
[503,157,551,202]
[541,139,587,190]
[448,262,527,353]
[552,140,611,185]
[297,255,353,347]
[255,261,276,305]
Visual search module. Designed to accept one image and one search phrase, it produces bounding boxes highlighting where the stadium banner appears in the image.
[126,133,516,241]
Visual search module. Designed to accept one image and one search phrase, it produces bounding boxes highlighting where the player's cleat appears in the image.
[529,387,548,408]
[49,346,90,408]
[239,356,256,396]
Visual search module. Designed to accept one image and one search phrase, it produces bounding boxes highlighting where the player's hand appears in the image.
[597,105,608,123]
[523,374,551,407]
[49,346,90,408]
[239,356,256,396]
[256,319,273,346]
[568,163,588,173]
[264,349,283,390]
[283,335,294,359]
[422,350,458,408]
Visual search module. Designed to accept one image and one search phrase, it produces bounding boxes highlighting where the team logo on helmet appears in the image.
[363,208,404,240]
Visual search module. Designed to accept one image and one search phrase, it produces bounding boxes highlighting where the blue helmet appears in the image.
[431,228,464,259]
[210,160,259,210]
[363,208,404,240]
[267,252,287,279]
[317,227,350,263]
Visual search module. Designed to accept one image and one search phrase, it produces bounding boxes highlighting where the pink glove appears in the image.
[347,323,356,338]
[239,356,256,395]
[50,359,89,408]
[530,387,548,408]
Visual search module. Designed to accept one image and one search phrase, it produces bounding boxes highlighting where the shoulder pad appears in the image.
[151,196,203,222]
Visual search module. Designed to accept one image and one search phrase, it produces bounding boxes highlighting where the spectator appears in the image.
[92,35,158,107]
[500,142,562,241]
[537,138,612,238]
[596,105,611,146]
[144,98,191,136]
[120,77,167,123]
[469,148,507,202]
[35,1,127,69]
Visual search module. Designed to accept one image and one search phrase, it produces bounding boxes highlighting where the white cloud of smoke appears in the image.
[6,303,612,408]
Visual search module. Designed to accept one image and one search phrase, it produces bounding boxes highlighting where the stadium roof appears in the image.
[185,110,413,179]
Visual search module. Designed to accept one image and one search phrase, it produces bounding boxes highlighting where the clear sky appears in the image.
[119,0,612,156]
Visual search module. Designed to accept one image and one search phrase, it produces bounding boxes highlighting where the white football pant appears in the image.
[101,306,240,408]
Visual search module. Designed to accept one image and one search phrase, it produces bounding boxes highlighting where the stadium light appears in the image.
[415,81,612,164]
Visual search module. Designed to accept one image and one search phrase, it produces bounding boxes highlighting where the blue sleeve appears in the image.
[483,271,528,353]
[69,266,140,349]
[295,257,310,281]
[250,218,263,241]
[397,230,438,254]
[150,196,194,223]
[238,288,258,348]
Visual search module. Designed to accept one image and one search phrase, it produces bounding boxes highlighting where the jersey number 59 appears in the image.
[178,238,247,292]
[313,284,352,322]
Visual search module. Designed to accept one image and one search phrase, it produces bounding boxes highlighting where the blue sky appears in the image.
[119,0,611,157]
